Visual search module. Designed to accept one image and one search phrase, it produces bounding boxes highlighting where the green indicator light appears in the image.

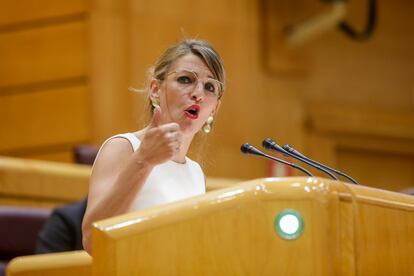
[274,209,304,240]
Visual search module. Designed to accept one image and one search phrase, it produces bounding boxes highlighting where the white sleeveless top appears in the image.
[97,133,205,211]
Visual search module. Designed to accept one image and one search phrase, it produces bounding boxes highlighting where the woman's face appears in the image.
[150,54,222,136]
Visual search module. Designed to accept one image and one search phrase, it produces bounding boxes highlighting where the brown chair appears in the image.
[73,145,99,166]
[0,206,50,276]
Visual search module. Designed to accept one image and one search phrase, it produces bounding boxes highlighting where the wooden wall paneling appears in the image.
[0,86,90,153]
[126,0,307,179]
[0,0,92,162]
[333,135,414,157]
[260,0,314,74]
[301,0,414,189]
[205,1,269,178]
[307,105,414,141]
[0,0,88,27]
[304,1,414,110]
[306,133,336,168]
[306,105,414,189]
[306,105,414,159]
[306,131,414,190]
[89,0,132,144]
[0,21,88,88]
[337,148,414,191]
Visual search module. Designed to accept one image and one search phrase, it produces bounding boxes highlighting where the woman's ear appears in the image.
[149,78,161,101]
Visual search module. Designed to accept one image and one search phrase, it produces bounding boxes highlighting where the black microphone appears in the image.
[240,143,313,177]
[283,144,359,185]
[263,138,338,181]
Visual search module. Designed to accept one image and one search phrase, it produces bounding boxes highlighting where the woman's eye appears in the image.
[177,76,192,84]
[204,82,216,93]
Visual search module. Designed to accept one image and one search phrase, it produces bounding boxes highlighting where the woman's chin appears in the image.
[179,121,201,136]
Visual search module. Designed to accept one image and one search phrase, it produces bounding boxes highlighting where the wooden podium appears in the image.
[7,177,414,275]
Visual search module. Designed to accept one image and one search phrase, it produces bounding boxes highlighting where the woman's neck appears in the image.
[172,133,193,163]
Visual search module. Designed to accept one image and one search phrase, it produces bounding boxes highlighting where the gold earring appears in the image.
[202,116,214,133]
[151,98,159,107]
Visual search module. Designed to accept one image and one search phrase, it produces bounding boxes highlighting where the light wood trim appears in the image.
[7,251,91,276]
[0,198,71,209]
[347,184,414,211]
[0,156,90,207]
[205,177,244,191]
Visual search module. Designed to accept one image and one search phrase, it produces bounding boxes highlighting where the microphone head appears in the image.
[262,138,275,150]
[240,143,251,154]
[240,143,263,156]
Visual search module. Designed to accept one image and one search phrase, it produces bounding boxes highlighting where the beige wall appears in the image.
[1,0,413,191]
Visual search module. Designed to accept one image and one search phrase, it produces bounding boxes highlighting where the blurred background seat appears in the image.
[73,145,99,166]
[0,206,51,276]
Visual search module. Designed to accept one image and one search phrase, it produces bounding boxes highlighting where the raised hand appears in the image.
[137,106,182,166]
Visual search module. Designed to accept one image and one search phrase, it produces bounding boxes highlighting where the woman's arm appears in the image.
[82,107,182,254]
[81,138,153,254]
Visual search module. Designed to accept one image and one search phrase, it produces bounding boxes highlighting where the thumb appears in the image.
[149,105,162,128]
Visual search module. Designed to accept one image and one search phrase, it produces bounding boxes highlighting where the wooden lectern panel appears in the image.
[92,178,362,275]
[346,184,414,275]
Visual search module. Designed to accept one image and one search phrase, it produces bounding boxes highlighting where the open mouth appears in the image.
[184,104,200,119]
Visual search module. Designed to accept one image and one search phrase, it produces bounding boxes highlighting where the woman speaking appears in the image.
[82,39,226,254]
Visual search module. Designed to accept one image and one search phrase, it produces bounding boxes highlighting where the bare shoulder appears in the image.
[101,137,134,158]
[92,137,134,173]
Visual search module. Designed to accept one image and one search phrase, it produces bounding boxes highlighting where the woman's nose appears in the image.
[190,83,204,102]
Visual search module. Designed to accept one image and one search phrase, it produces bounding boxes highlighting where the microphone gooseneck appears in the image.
[263,138,339,181]
[240,143,313,177]
[283,144,359,185]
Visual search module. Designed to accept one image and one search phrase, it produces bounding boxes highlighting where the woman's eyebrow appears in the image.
[180,69,215,80]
